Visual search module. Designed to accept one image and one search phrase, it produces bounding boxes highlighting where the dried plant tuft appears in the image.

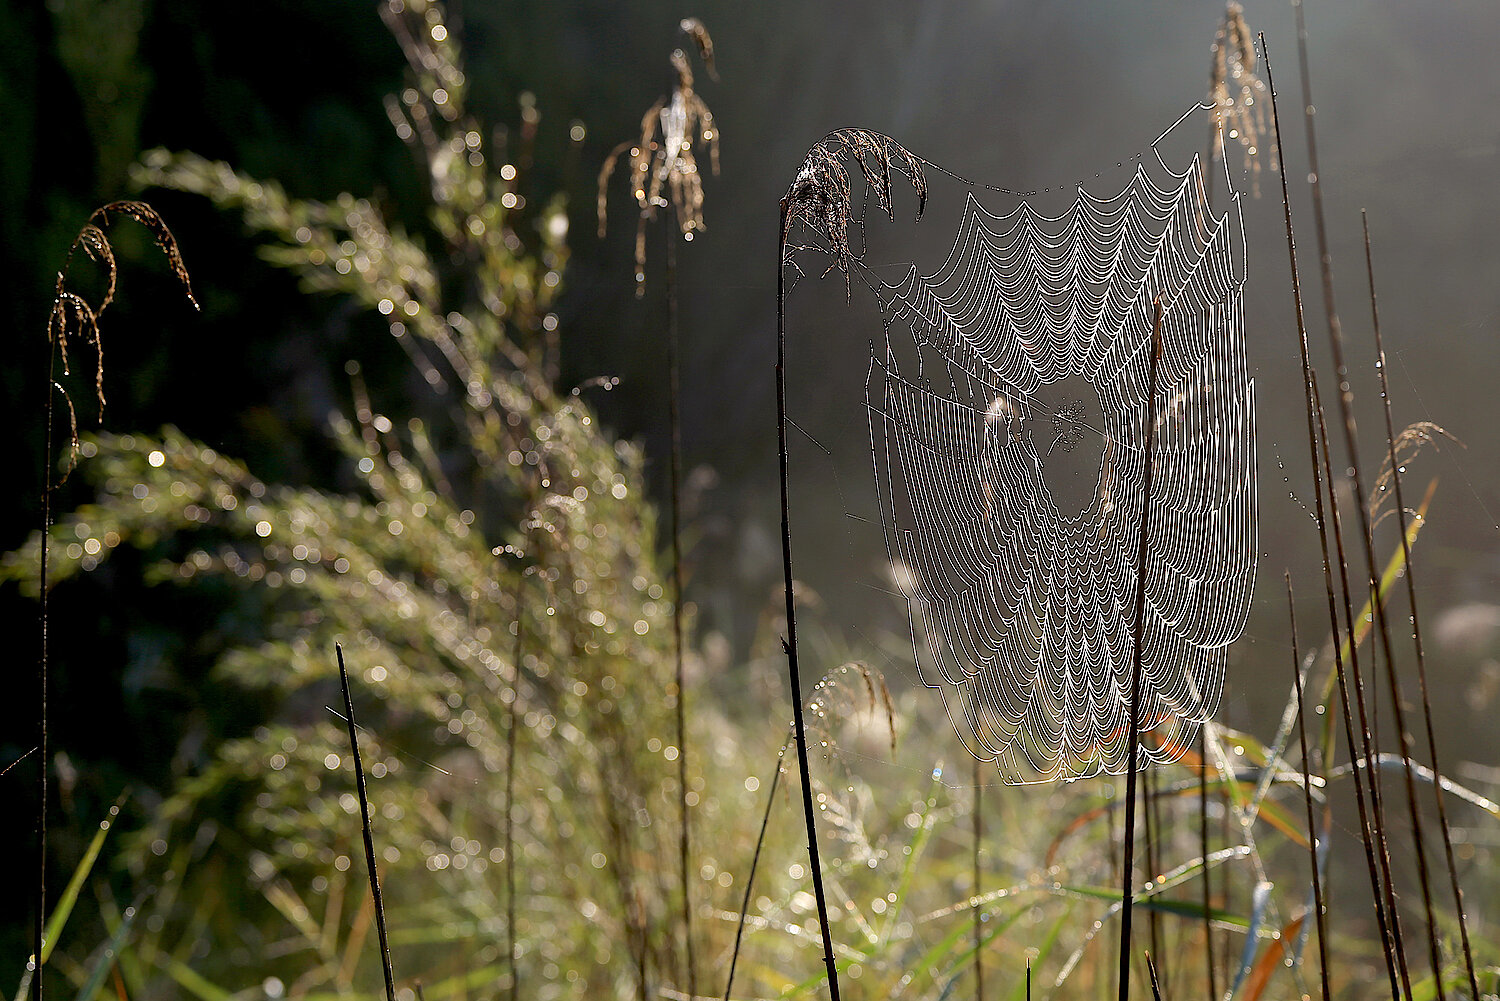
[597,19,720,295]
[48,201,196,482]
[782,129,927,289]
[1367,421,1457,532]
[1208,2,1275,191]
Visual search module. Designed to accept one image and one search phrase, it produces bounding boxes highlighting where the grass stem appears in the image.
[776,196,842,1001]
[1262,35,1403,997]
[665,209,697,1001]
[1118,300,1163,1001]
[1292,5,1445,991]
[335,643,397,1001]
[1286,572,1332,1001]
[1363,211,1480,1000]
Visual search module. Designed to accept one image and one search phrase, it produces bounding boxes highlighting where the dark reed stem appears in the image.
[665,208,697,1001]
[1314,374,1412,999]
[1261,35,1403,997]
[1363,210,1481,1000]
[335,644,397,1001]
[1199,725,1216,1001]
[973,751,984,1001]
[34,342,57,1001]
[724,748,787,1001]
[505,560,523,1001]
[1286,572,1332,1001]
[1292,5,1445,990]
[1142,767,1163,997]
[776,197,842,1001]
[1118,300,1163,1001]
[1145,953,1163,1001]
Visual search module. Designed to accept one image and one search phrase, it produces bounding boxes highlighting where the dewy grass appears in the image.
[1290,4,1449,990]
[1264,35,1404,996]
[1362,211,1481,1001]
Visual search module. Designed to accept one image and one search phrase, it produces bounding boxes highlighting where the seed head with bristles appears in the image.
[1208,2,1275,190]
[782,129,927,291]
[47,201,196,482]
[598,19,720,296]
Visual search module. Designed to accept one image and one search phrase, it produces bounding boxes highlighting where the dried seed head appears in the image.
[1208,2,1275,190]
[782,130,927,290]
[678,18,717,82]
[598,19,720,295]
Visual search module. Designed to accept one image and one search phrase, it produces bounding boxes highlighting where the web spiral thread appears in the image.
[861,110,1257,783]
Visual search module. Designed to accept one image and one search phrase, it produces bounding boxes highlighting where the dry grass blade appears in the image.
[783,129,927,287]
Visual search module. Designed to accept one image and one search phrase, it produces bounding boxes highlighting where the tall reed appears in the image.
[1362,211,1480,999]
[31,202,194,1001]
[598,22,720,994]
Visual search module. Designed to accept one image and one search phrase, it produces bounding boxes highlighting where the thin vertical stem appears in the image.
[724,746,788,1001]
[1286,572,1331,1001]
[973,752,984,1001]
[1262,34,1402,998]
[1142,766,1163,997]
[666,209,697,1001]
[505,559,523,1001]
[34,350,57,1001]
[1199,725,1216,1001]
[1314,375,1411,999]
[777,197,842,1001]
[1291,3,1443,987]
[335,644,397,1001]
[1363,211,1480,1000]
[1118,300,1163,1001]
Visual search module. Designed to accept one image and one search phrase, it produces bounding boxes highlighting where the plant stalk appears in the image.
[1291,6,1444,991]
[665,211,697,1001]
[1118,299,1163,1001]
[1363,210,1480,1000]
[1286,572,1332,1001]
[776,196,842,1001]
[1262,35,1403,997]
[335,644,397,1001]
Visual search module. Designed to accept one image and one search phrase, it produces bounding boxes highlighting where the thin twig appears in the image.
[1363,210,1480,1000]
[1287,572,1332,1001]
[1118,300,1163,1001]
[776,197,842,1001]
[335,644,397,1001]
[1262,36,1403,998]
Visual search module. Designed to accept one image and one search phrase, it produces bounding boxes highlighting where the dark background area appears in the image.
[4,0,1498,962]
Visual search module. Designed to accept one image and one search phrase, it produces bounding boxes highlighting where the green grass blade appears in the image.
[41,791,129,966]
[72,890,151,1001]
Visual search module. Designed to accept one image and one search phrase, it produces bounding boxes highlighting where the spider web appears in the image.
[857,108,1256,783]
